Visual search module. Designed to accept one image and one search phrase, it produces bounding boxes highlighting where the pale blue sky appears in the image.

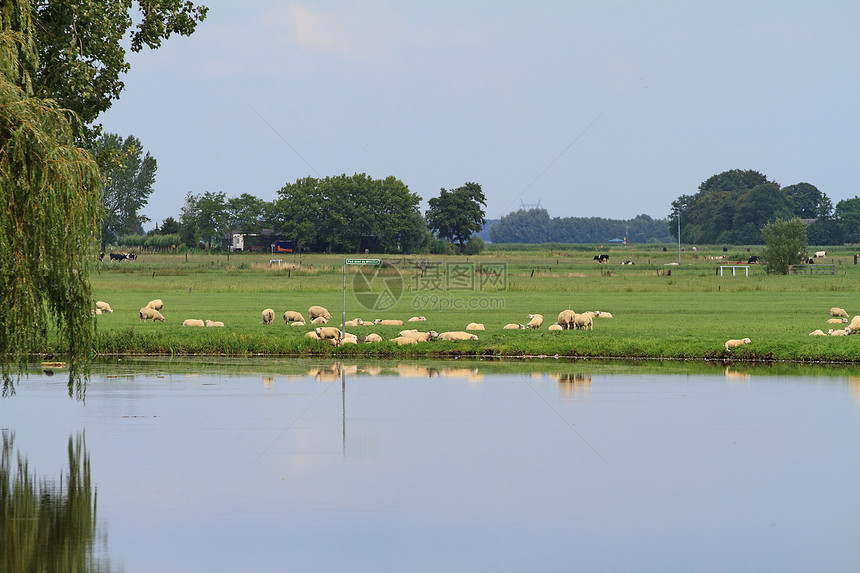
[99,1,860,230]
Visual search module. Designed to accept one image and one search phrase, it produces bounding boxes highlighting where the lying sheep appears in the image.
[526,314,543,329]
[374,319,404,326]
[182,319,205,327]
[93,308,102,315]
[438,331,479,341]
[139,307,165,322]
[261,308,275,325]
[315,327,342,341]
[826,318,848,324]
[548,324,564,331]
[828,328,849,336]
[305,330,321,340]
[725,338,751,350]
[205,320,225,327]
[283,310,306,324]
[364,333,383,343]
[503,323,525,330]
[146,299,164,311]
[390,336,419,346]
[311,316,329,325]
[290,321,306,327]
[830,307,849,318]
[308,305,332,321]
[95,301,113,313]
[809,329,827,336]
[594,311,613,318]
[408,316,427,322]
[399,330,438,342]
[337,333,358,346]
[847,316,860,333]
[557,310,576,329]
[466,322,485,331]
[573,313,593,331]
[345,319,362,327]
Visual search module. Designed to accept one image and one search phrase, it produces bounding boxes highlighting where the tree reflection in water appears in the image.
[0,432,115,572]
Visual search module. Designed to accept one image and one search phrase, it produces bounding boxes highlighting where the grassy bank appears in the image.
[64,246,860,363]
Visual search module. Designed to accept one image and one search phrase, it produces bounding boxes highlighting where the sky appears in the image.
[98,1,860,231]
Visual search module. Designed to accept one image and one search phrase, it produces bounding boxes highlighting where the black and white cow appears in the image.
[109,252,137,262]
[593,254,610,263]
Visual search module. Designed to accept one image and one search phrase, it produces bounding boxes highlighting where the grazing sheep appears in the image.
[182,319,205,327]
[503,323,525,329]
[315,327,343,341]
[374,319,404,326]
[283,310,306,324]
[438,331,479,341]
[466,322,485,331]
[573,313,593,331]
[261,308,275,325]
[364,333,383,343]
[146,299,164,311]
[548,324,564,331]
[139,307,165,322]
[725,338,751,350]
[830,307,849,318]
[846,316,860,333]
[399,330,438,342]
[408,316,427,322]
[809,329,827,336]
[828,329,849,336]
[95,301,113,313]
[92,308,102,315]
[308,305,332,321]
[557,309,576,329]
[311,316,329,325]
[390,336,419,346]
[526,314,544,329]
[205,320,225,327]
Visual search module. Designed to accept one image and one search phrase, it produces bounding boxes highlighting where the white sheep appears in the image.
[594,311,613,318]
[828,328,849,336]
[182,319,205,327]
[92,308,102,315]
[345,319,361,327]
[283,310,306,324]
[315,327,342,341]
[809,329,827,336]
[390,336,419,346]
[261,308,275,325]
[399,330,438,342]
[466,322,485,331]
[339,333,358,345]
[503,323,525,330]
[205,320,225,327]
[308,305,332,321]
[407,316,427,322]
[573,313,593,331]
[438,331,479,341]
[374,319,404,326]
[557,310,576,329]
[146,299,164,311]
[526,314,543,329]
[364,333,383,343]
[95,301,113,313]
[830,307,849,318]
[290,321,306,327]
[139,307,165,322]
[725,338,751,350]
[305,330,321,340]
[548,324,563,331]
[846,316,860,333]
[825,318,848,324]
[310,316,329,325]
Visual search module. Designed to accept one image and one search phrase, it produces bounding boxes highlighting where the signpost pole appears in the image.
[342,259,346,336]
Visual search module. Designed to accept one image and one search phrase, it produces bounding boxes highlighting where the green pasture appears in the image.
[81,246,860,362]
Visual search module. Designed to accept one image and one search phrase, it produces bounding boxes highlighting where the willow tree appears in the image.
[1,2,101,397]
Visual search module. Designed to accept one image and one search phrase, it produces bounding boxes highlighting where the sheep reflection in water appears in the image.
[552,372,592,400]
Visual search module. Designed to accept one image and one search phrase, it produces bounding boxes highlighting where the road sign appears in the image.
[345,259,381,265]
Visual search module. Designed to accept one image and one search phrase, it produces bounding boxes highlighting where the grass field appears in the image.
[76,245,860,363]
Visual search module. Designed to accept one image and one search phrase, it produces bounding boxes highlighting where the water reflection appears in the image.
[0,432,114,572]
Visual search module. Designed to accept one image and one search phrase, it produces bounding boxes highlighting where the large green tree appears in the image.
[426,182,486,249]
[30,0,207,140]
[1,1,101,397]
[94,132,156,247]
[761,218,808,275]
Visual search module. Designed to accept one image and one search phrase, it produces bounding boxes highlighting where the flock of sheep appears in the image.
[808,307,860,337]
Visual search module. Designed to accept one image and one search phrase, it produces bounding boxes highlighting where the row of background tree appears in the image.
[487,210,674,243]
[670,169,859,245]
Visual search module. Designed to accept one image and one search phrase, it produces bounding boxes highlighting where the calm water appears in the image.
[2,359,860,572]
